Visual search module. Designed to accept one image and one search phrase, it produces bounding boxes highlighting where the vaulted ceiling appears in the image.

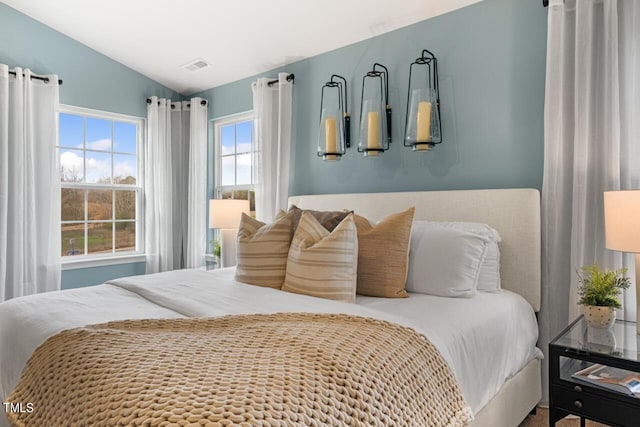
[3,0,482,94]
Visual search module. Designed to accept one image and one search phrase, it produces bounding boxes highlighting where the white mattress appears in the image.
[0,268,541,425]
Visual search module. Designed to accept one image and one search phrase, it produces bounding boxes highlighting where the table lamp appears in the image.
[603,190,640,334]
[209,199,249,267]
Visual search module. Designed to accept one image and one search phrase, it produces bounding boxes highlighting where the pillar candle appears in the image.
[325,117,337,152]
[325,117,338,160]
[367,111,380,156]
[416,101,432,142]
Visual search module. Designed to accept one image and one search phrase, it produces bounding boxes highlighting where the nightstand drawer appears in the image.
[552,385,639,426]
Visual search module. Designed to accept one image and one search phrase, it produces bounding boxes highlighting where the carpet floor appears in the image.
[518,407,608,427]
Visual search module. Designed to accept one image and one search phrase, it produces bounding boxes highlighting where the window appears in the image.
[214,112,255,213]
[58,106,143,260]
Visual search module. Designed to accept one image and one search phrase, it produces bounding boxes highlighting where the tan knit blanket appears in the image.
[7,313,472,427]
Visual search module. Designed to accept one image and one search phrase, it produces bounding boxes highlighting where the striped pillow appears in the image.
[234,210,294,289]
[282,212,358,303]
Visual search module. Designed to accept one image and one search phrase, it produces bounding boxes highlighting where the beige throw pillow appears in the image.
[282,211,358,303]
[234,210,293,289]
[354,207,415,298]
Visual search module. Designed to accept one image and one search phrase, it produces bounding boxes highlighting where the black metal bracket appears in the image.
[8,70,62,85]
[318,74,350,151]
[267,74,295,87]
[358,62,392,154]
[372,63,392,145]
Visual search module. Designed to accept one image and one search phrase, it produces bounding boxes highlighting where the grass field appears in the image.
[62,222,135,256]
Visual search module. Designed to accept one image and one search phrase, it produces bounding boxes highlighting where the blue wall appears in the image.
[1,0,547,288]
[61,263,146,289]
[0,3,178,118]
[194,0,547,196]
[0,3,180,288]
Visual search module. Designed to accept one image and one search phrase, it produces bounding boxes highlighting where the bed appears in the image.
[0,188,541,427]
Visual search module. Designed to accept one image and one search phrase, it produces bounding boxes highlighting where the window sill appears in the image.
[61,254,146,270]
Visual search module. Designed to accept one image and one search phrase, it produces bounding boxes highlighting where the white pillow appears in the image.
[406,221,492,298]
[414,221,502,292]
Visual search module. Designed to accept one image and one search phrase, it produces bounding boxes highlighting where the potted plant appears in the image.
[577,263,630,329]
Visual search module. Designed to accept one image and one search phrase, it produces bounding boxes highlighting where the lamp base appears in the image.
[221,228,237,268]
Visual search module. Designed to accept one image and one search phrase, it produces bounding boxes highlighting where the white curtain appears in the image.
[0,64,61,302]
[185,98,208,268]
[147,96,208,272]
[252,73,293,223]
[541,0,640,402]
[145,97,174,273]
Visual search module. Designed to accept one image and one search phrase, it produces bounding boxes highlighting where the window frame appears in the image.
[213,111,255,200]
[58,104,146,269]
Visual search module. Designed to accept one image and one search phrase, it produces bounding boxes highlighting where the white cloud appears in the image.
[114,159,135,178]
[86,155,111,182]
[60,151,83,180]
[236,164,251,185]
[221,143,252,156]
[236,153,252,166]
[86,138,112,151]
[236,142,252,153]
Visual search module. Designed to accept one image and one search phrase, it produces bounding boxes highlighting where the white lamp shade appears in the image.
[209,199,249,229]
[604,190,640,253]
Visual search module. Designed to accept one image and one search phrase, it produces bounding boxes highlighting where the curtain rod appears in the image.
[542,0,563,7]
[146,98,208,108]
[8,70,63,85]
[268,74,295,87]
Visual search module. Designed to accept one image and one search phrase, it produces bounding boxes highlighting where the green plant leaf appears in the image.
[577,263,629,308]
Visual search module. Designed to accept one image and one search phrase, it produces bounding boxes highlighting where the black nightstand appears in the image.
[549,316,640,426]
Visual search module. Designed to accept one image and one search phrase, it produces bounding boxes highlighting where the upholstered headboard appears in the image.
[288,188,541,311]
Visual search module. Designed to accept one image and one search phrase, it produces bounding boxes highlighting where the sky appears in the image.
[220,120,252,186]
[59,113,137,183]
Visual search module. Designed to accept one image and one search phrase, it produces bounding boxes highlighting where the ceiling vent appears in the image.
[183,58,210,72]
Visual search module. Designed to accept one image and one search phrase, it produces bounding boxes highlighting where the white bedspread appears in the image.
[0,268,540,425]
[357,291,542,414]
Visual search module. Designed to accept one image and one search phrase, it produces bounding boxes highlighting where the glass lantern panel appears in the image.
[358,99,387,157]
[318,107,344,160]
[406,88,436,149]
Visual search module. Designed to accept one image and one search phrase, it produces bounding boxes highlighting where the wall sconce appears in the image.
[317,75,350,161]
[404,49,441,151]
[358,63,391,157]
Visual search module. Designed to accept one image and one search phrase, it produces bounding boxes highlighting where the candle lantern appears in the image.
[404,49,441,151]
[358,63,391,157]
[317,75,350,161]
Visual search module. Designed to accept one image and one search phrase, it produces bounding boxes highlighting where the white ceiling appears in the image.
[4,0,482,95]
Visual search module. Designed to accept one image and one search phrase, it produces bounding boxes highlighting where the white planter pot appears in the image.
[583,305,616,329]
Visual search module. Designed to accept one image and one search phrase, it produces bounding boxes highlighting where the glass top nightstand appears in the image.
[549,316,640,427]
[552,315,640,364]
